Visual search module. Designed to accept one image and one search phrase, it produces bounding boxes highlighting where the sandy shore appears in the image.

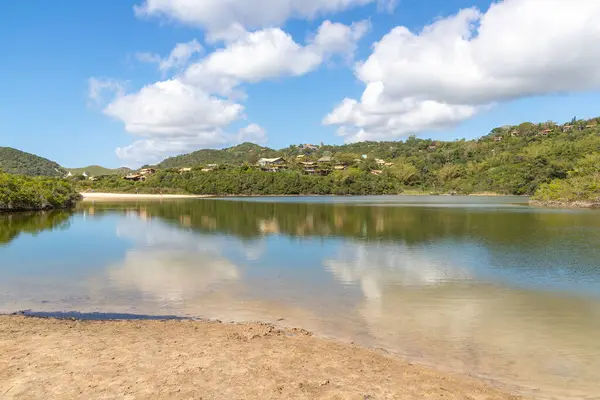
[0,316,523,400]
[81,192,210,200]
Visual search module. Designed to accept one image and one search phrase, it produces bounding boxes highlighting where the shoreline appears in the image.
[529,199,600,209]
[80,192,518,201]
[0,315,523,399]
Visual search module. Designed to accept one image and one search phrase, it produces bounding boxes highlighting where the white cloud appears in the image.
[185,21,368,95]
[136,39,203,72]
[134,0,392,42]
[325,0,600,142]
[105,78,243,137]
[105,20,365,164]
[87,77,125,105]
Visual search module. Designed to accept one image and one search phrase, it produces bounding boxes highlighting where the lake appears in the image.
[1,196,600,399]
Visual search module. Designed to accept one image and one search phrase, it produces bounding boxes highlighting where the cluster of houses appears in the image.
[123,168,156,182]
[492,120,599,142]
[256,155,393,175]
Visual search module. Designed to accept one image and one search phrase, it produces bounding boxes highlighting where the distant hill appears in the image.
[66,165,132,177]
[0,147,65,177]
[158,142,279,168]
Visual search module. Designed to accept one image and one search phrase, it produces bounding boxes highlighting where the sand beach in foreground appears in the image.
[0,316,523,400]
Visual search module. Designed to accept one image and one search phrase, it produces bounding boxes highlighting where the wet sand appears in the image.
[0,316,523,399]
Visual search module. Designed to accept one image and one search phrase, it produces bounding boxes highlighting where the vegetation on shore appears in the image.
[79,166,403,196]
[79,117,600,198]
[0,171,81,212]
[532,153,600,207]
[5,117,600,202]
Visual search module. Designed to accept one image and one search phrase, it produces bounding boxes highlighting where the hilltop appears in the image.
[158,142,279,168]
[0,147,64,177]
[66,165,132,177]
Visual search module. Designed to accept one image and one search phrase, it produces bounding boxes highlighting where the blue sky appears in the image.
[2,0,600,168]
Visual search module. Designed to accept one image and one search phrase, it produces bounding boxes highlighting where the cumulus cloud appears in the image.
[325,0,600,142]
[105,78,243,137]
[105,20,366,164]
[134,0,391,42]
[185,21,368,95]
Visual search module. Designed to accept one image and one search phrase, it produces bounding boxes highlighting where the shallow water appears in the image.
[1,196,600,399]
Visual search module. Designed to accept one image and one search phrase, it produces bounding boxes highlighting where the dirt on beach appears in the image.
[0,316,524,400]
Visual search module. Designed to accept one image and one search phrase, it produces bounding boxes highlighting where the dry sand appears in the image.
[0,316,524,400]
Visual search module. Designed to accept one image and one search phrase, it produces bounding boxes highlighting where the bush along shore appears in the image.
[0,171,81,212]
[531,154,600,208]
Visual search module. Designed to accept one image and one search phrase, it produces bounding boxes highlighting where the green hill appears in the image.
[149,117,600,196]
[0,147,65,177]
[66,165,132,177]
[158,142,278,168]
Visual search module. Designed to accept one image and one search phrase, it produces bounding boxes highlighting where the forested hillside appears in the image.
[151,117,600,196]
[0,147,64,177]
[66,165,132,176]
[158,143,278,169]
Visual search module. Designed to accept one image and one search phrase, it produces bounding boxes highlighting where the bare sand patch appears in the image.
[0,316,523,399]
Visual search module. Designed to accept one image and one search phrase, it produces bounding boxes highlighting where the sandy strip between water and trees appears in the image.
[0,316,524,399]
[80,192,211,200]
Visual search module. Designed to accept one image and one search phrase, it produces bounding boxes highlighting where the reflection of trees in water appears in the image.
[0,211,72,245]
[79,200,600,248]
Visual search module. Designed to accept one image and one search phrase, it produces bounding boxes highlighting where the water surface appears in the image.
[1,196,600,399]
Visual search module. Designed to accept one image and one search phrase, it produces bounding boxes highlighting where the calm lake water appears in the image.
[2,196,600,399]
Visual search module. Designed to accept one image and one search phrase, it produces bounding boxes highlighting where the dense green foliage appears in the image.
[0,147,64,177]
[66,165,132,177]
[0,210,72,244]
[150,118,600,196]
[0,172,81,211]
[82,166,403,195]
[532,153,600,205]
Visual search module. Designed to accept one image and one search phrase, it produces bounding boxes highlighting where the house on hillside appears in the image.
[511,130,520,137]
[538,129,553,137]
[317,156,332,163]
[334,165,347,171]
[258,157,285,167]
[259,157,286,172]
[124,174,146,182]
[562,125,573,132]
[140,168,156,176]
[371,170,383,176]
[178,167,192,173]
[494,136,503,142]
